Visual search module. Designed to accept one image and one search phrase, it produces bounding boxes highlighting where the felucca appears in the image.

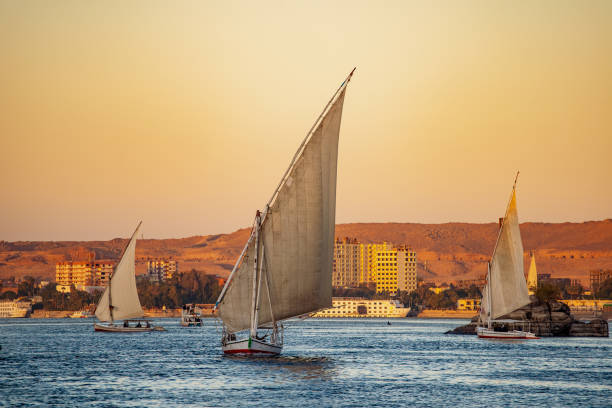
[214,69,356,355]
[478,174,539,340]
[94,222,164,332]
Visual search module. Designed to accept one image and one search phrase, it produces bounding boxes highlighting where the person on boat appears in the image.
[123,321,129,328]
[146,321,150,328]
[136,321,142,328]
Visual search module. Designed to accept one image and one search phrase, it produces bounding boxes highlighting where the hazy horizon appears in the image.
[1,1,611,241]
[1,218,610,243]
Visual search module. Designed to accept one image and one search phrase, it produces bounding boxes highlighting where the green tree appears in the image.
[535,282,560,304]
[1,291,17,300]
[596,278,612,299]
[17,276,37,297]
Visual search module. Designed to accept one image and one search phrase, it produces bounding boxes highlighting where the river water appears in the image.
[1,318,610,407]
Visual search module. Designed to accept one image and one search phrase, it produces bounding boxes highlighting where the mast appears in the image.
[253,242,265,336]
[249,212,261,338]
[487,262,492,329]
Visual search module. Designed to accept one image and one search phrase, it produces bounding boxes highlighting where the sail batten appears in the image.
[217,79,349,333]
[95,223,144,322]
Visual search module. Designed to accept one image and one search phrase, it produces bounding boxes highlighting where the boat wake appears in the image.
[225,355,335,380]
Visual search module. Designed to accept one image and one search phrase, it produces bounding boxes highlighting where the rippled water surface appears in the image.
[1,318,611,407]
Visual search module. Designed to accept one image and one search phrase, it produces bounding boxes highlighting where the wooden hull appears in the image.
[477,327,539,340]
[222,337,282,356]
[94,323,164,333]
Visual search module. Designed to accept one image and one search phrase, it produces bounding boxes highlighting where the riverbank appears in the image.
[26,307,218,319]
[446,297,609,337]
[416,309,476,319]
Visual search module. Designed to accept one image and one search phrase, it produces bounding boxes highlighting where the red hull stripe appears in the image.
[478,335,540,339]
[223,349,278,354]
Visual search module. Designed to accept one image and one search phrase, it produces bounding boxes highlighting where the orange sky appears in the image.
[1,1,611,241]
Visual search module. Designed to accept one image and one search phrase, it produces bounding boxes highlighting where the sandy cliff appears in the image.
[1,220,611,285]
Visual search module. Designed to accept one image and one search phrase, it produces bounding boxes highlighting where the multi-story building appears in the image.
[372,246,417,294]
[590,269,612,293]
[147,259,178,282]
[364,242,393,284]
[332,238,418,293]
[332,238,365,287]
[55,261,114,292]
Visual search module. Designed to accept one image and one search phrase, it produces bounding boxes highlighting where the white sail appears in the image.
[95,223,144,322]
[527,252,538,295]
[217,84,348,333]
[487,188,530,320]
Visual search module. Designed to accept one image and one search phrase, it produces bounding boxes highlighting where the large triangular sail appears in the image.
[95,222,144,322]
[481,182,530,321]
[217,72,351,333]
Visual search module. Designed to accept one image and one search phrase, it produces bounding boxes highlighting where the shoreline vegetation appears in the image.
[3,273,611,325]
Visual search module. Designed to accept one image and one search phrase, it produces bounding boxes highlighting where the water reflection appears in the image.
[224,355,335,381]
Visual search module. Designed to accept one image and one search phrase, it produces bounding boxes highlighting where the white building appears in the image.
[0,299,32,318]
[311,297,410,318]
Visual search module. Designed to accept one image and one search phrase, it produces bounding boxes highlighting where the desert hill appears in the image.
[1,220,611,286]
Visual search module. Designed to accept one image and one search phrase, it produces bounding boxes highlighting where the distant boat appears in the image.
[0,299,31,318]
[70,311,92,319]
[181,304,203,327]
[214,69,356,355]
[477,174,539,340]
[310,298,410,318]
[93,222,165,333]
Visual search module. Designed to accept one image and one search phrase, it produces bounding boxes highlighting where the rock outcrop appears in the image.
[446,296,609,337]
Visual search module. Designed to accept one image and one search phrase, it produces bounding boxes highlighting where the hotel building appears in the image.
[55,261,114,292]
[372,246,417,294]
[332,238,418,293]
[332,238,365,287]
[364,242,394,284]
[147,259,178,282]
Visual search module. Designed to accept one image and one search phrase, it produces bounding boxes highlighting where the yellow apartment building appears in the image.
[55,261,114,291]
[373,246,417,294]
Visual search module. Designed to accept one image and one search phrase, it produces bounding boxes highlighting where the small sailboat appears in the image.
[527,251,538,295]
[94,222,165,332]
[478,174,539,340]
[214,69,356,355]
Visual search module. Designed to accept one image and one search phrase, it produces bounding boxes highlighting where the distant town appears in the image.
[1,236,611,320]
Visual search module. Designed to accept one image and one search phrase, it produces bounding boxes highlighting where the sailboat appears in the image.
[214,69,355,355]
[477,174,539,340]
[527,251,538,295]
[94,222,165,332]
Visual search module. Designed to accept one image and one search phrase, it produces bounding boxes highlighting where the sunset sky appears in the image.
[1,1,611,241]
